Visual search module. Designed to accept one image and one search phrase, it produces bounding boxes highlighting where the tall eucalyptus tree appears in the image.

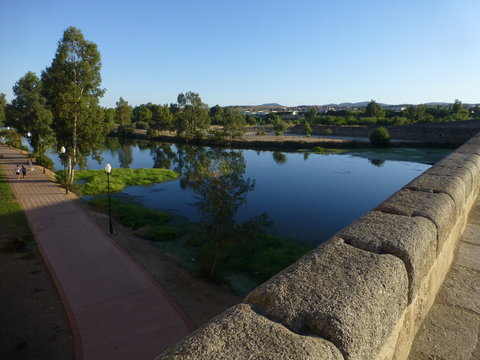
[42,26,105,183]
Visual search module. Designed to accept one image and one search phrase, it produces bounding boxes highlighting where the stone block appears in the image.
[376,189,456,253]
[156,304,344,360]
[337,211,436,303]
[405,172,466,214]
[455,142,480,157]
[436,151,480,171]
[425,165,474,199]
[245,238,408,360]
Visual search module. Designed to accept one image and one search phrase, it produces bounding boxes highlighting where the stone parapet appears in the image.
[155,133,480,360]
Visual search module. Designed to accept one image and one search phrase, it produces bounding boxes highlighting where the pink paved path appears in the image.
[0,145,194,360]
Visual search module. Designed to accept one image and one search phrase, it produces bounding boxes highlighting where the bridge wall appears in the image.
[155,134,480,360]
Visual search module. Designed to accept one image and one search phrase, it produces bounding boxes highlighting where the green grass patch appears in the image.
[63,168,179,195]
[0,165,34,251]
[88,196,172,230]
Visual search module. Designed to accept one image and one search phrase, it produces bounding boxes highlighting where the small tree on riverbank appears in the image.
[369,127,390,147]
[305,121,312,137]
[175,92,210,142]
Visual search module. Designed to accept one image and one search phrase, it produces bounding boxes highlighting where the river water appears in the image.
[50,139,451,247]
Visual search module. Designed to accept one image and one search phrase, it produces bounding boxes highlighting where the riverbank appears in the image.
[118,128,433,152]
[116,120,477,151]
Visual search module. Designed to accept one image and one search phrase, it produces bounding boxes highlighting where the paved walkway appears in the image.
[408,194,480,359]
[0,145,194,360]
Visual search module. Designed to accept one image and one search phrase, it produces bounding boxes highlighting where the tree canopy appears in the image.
[41,26,106,182]
[10,71,54,156]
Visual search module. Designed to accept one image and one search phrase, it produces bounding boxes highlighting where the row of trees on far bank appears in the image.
[110,93,250,141]
[302,99,474,126]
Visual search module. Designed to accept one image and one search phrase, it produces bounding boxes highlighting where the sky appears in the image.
[1,0,480,108]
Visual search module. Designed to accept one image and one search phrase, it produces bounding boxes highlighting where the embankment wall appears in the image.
[155,134,480,360]
[290,120,480,146]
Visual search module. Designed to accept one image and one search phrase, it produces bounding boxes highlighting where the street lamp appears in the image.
[27,132,31,138]
[104,163,113,234]
[60,146,68,194]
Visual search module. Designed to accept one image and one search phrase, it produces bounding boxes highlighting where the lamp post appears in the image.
[104,163,113,234]
[60,146,68,194]
[27,131,31,138]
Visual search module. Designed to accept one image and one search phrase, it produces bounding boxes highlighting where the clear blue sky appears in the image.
[1,0,479,108]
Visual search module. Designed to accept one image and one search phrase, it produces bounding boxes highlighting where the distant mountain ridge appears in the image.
[235,101,478,108]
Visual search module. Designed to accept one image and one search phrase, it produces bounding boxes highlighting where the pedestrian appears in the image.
[21,165,27,178]
[28,158,33,171]
[15,165,21,179]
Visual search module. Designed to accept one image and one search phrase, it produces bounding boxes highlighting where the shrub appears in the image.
[135,121,149,130]
[324,128,333,135]
[33,153,54,170]
[305,122,312,137]
[369,127,391,147]
[312,146,325,153]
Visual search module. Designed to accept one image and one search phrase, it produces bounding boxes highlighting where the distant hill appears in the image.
[260,103,284,107]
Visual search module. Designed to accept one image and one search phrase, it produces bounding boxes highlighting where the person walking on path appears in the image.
[21,165,27,178]
[15,165,21,179]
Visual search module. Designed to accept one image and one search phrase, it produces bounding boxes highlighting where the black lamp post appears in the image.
[105,163,113,234]
[60,146,68,194]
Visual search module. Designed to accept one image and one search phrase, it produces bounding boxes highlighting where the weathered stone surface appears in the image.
[438,265,480,315]
[436,151,480,171]
[407,304,480,360]
[455,142,480,157]
[457,242,480,271]
[405,172,466,213]
[337,211,436,303]
[245,237,408,360]
[435,152,480,190]
[425,164,474,198]
[463,221,480,246]
[375,189,456,253]
[155,304,344,360]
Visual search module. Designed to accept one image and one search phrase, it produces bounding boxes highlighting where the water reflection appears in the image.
[369,159,386,167]
[51,139,451,246]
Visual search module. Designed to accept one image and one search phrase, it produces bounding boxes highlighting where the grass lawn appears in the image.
[0,164,33,250]
[59,167,179,195]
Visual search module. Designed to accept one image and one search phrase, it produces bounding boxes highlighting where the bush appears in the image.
[312,146,325,153]
[135,121,149,130]
[305,122,312,137]
[323,128,333,135]
[33,153,54,170]
[369,127,390,147]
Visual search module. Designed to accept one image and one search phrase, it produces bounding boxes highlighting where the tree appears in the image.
[41,26,105,184]
[10,72,54,158]
[222,107,246,140]
[305,107,319,124]
[209,105,224,125]
[175,92,210,141]
[0,93,6,127]
[115,97,132,127]
[271,114,287,135]
[148,104,174,135]
[132,104,152,123]
[452,99,463,113]
[305,121,312,137]
[365,100,385,118]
